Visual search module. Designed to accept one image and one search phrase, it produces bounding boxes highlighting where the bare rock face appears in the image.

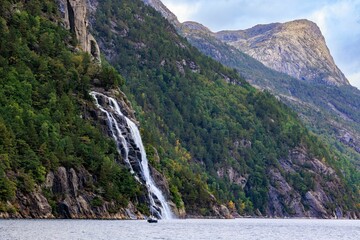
[58,0,101,62]
[15,190,54,218]
[216,20,349,86]
[3,167,143,219]
[266,147,358,219]
[217,167,248,189]
[142,0,180,27]
[267,169,306,218]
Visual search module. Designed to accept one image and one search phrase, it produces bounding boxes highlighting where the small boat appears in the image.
[147,216,158,223]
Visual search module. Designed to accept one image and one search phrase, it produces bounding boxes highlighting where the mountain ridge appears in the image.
[216,19,349,86]
[143,1,349,86]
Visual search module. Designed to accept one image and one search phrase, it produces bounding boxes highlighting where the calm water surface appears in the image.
[0,218,359,240]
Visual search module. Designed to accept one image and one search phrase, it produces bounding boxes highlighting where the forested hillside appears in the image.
[181,22,360,170]
[0,0,358,218]
[0,0,143,217]
[91,0,359,217]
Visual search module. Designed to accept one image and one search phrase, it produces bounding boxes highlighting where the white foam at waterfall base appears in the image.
[90,91,173,219]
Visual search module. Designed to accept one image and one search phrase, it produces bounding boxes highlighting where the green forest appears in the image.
[0,0,358,217]
[186,23,360,170]
[0,0,142,214]
[92,0,359,215]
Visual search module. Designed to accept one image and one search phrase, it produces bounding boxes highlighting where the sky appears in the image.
[162,0,360,89]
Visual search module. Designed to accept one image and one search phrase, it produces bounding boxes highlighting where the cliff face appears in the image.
[267,148,354,218]
[0,166,142,219]
[217,144,358,219]
[58,0,101,62]
[1,0,173,220]
[216,20,349,86]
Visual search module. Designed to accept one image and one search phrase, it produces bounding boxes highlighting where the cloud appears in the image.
[161,0,360,88]
[348,72,360,89]
[307,0,360,88]
[163,1,201,22]
[162,0,329,30]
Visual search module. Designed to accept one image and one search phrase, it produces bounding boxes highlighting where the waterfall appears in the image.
[90,91,173,219]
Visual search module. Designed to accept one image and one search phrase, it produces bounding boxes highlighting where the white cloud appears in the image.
[162,1,201,23]
[308,1,359,40]
[307,1,360,87]
[309,1,356,35]
[348,72,360,90]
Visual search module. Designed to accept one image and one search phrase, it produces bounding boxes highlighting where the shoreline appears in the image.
[0,217,358,221]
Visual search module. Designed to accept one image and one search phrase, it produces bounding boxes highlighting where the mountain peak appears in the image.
[181,21,213,35]
[216,19,349,86]
[143,0,349,86]
[281,19,322,36]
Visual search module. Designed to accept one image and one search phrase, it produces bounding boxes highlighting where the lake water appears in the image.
[0,218,359,240]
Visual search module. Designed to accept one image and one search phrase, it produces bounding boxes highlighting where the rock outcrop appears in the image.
[58,0,101,62]
[265,147,357,218]
[216,20,349,86]
[2,167,143,219]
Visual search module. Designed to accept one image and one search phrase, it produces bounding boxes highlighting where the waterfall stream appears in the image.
[90,91,173,219]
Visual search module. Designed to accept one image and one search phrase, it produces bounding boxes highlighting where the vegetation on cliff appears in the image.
[0,0,358,217]
[183,22,360,171]
[0,0,140,215]
[92,0,359,216]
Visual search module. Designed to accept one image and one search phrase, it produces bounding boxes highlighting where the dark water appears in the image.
[0,218,359,240]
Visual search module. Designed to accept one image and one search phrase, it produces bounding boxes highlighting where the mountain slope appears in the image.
[216,20,349,86]
[0,0,151,219]
[142,1,360,169]
[90,0,359,217]
[0,0,358,219]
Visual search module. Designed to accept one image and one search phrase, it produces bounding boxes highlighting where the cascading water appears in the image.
[90,91,173,219]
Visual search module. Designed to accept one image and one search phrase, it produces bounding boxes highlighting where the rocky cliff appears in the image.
[267,147,355,218]
[57,0,101,62]
[217,144,358,219]
[0,166,143,219]
[0,0,174,220]
[216,20,349,86]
